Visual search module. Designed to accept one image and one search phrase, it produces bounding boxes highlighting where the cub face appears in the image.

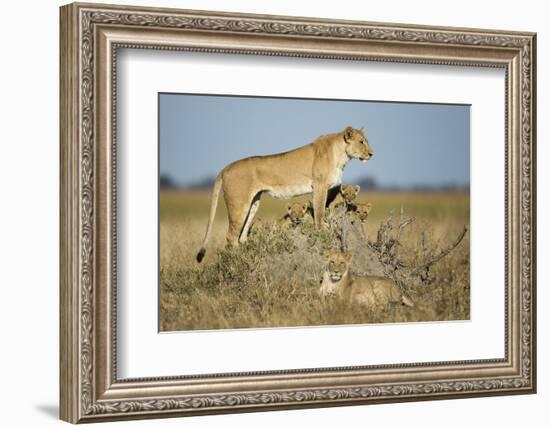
[343,126,373,163]
[287,202,311,224]
[323,249,353,283]
[340,184,360,203]
[355,202,372,222]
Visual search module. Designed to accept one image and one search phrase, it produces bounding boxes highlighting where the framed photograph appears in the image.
[60,2,536,423]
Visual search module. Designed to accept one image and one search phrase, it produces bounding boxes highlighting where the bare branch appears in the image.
[366,209,412,270]
[396,217,414,241]
[365,208,467,290]
[413,226,468,274]
[421,231,429,262]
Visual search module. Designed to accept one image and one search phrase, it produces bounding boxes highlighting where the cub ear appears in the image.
[359,127,365,134]
[287,204,292,212]
[343,126,355,143]
[323,248,332,259]
[301,203,309,212]
[353,185,360,194]
[344,250,353,262]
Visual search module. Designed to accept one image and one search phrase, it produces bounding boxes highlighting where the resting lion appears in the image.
[197,126,373,262]
[319,249,413,308]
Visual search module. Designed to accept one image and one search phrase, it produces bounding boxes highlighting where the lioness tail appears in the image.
[196,173,223,263]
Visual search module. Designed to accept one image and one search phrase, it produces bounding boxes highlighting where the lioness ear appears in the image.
[323,249,332,259]
[343,126,354,143]
[359,127,365,134]
[344,250,353,262]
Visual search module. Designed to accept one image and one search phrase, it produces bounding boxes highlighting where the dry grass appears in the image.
[160,190,469,331]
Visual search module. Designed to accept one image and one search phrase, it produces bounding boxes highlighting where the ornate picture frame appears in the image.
[60,2,536,423]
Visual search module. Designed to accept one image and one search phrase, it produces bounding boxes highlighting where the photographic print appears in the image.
[159,93,470,332]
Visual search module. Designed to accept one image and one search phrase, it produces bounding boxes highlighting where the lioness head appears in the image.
[340,184,360,202]
[343,126,373,163]
[323,249,353,282]
[355,202,372,222]
[287,202,310,223]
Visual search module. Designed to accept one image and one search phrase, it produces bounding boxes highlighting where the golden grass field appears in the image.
[160,190,470,331]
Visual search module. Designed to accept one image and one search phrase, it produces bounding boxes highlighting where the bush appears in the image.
[160,206,469,331]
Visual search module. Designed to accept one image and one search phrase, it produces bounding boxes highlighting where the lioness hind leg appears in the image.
[239,195,261,243]
[225,204,249,248]
[225,190,258,247]
[226,218,245,247]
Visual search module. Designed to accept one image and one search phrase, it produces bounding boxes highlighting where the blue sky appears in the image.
[159,93,470,189]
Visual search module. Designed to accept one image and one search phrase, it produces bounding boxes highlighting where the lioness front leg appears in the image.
[312,184,329,229]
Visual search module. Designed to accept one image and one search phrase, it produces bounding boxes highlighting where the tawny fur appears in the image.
[197,127,373,262]
[327,184,360,210]
[279,202,314,228]
[349,202,372,224]
[319,249,413,308]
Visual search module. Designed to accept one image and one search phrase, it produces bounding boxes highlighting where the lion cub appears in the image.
[350,202,372,223]
[319,249,413,308]
[327,184,360,210]
[280,202,314,227]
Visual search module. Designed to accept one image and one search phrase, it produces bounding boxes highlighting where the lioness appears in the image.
[280,202,314,227]
[197,126,373,262]
[327,184,360,210]
[319,249,413,308]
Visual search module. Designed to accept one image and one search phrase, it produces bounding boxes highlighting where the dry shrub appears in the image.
[160,205,469,331]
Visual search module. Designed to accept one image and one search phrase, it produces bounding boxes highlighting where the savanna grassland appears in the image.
[160,190,470,331]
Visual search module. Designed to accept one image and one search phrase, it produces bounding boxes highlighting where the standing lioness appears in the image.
[197,126,373,262]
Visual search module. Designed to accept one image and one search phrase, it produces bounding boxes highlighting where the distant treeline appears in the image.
[160,174,469,193]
